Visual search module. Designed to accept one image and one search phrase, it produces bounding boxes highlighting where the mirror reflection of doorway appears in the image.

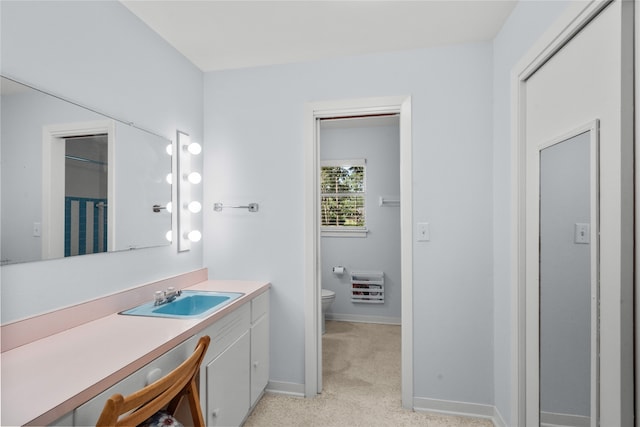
[64,134,108,256]
[42,120,114,260]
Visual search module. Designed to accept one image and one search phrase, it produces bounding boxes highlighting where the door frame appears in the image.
[42,120,116,259]
[303,95,413,408]
[511,0,634,424]
[636,2,640,423]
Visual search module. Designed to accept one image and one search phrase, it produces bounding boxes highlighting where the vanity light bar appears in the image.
[176,130,202,252]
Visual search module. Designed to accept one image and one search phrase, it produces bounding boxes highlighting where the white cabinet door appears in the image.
[206,331,250,427]
[250,313,269,406]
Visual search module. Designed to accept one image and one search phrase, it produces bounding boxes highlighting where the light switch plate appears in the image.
[417,222,430,242]
[574,223,590,244]
[33,222,41,237]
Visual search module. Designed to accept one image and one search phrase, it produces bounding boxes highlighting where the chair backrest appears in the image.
[96,335,211,427]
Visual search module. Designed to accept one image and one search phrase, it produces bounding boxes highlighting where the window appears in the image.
[321,159,367,236]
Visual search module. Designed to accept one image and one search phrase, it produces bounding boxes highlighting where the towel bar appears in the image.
[213,202,259,212]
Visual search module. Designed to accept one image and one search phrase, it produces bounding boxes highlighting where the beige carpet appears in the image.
[244,321,493,427]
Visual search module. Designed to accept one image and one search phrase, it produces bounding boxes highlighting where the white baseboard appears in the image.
[414,397,504,426]
[540,411,590,427]
[265,386,509,426]
[493,406,508,427]
[325,313,401,325]
[265,381,305,397]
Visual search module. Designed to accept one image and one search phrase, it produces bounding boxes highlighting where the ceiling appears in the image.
[121,1,517,72]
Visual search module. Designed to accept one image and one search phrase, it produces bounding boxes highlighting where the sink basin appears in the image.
[120,290,244,319]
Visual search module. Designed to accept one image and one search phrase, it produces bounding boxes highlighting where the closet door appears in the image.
[523,1,634,425]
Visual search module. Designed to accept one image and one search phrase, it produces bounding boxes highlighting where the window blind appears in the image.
[320,159,366,228]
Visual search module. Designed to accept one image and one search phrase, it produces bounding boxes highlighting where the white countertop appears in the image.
[0,279,270,426]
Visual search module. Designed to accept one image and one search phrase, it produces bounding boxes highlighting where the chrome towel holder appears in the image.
[214,202,259,212]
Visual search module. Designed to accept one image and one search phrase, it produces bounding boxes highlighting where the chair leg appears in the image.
[167,393,184,416]
[186,379,205,427]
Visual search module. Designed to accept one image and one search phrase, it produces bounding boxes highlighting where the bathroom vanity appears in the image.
[0,272,270,426]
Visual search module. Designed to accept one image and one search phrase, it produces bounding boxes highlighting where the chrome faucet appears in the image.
[154,287,182,306]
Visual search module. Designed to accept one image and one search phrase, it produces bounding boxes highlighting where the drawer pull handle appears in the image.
[212,409,220,417]
[145,368,163,386]
[253,361,259,368]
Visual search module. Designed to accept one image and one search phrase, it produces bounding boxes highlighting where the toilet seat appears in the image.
[321,289,335,300]
[321,289,335,335]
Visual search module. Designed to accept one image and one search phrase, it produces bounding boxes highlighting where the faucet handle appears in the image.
[154,290,164,304]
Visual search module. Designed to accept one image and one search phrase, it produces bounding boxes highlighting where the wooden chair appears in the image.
[96,335,210,427]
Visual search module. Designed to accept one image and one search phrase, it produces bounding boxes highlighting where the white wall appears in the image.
[320,118,401,322]
[491,1,571,424]
[204,43,495,405]
[0,1,203,323]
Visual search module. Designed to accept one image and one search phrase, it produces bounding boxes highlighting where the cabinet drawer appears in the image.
[251,291,269,323]
[73,336,196,426]
[201,302,250,362]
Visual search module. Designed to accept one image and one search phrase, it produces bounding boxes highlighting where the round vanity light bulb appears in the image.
[165,144,173,156]
[187,172,202,184]
[187,142,202,155]
[166,202,173,213]
[165,173,173,184]
[187,230,202,242]
[187,201,202,213]
[165,230,173,242]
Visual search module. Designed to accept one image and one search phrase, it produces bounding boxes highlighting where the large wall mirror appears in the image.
[538,122,599,427]
[1,76,172,265]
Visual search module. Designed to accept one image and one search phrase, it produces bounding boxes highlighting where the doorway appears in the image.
[64,134,109,256]
[318,113,401,394]
[303,96,413,408]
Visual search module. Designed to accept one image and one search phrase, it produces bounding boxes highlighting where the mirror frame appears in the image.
[532,119,600,426]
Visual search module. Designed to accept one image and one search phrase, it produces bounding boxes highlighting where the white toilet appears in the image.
[321,289,336,334]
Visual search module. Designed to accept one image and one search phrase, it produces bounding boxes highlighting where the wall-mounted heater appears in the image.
[351,271,384,303]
